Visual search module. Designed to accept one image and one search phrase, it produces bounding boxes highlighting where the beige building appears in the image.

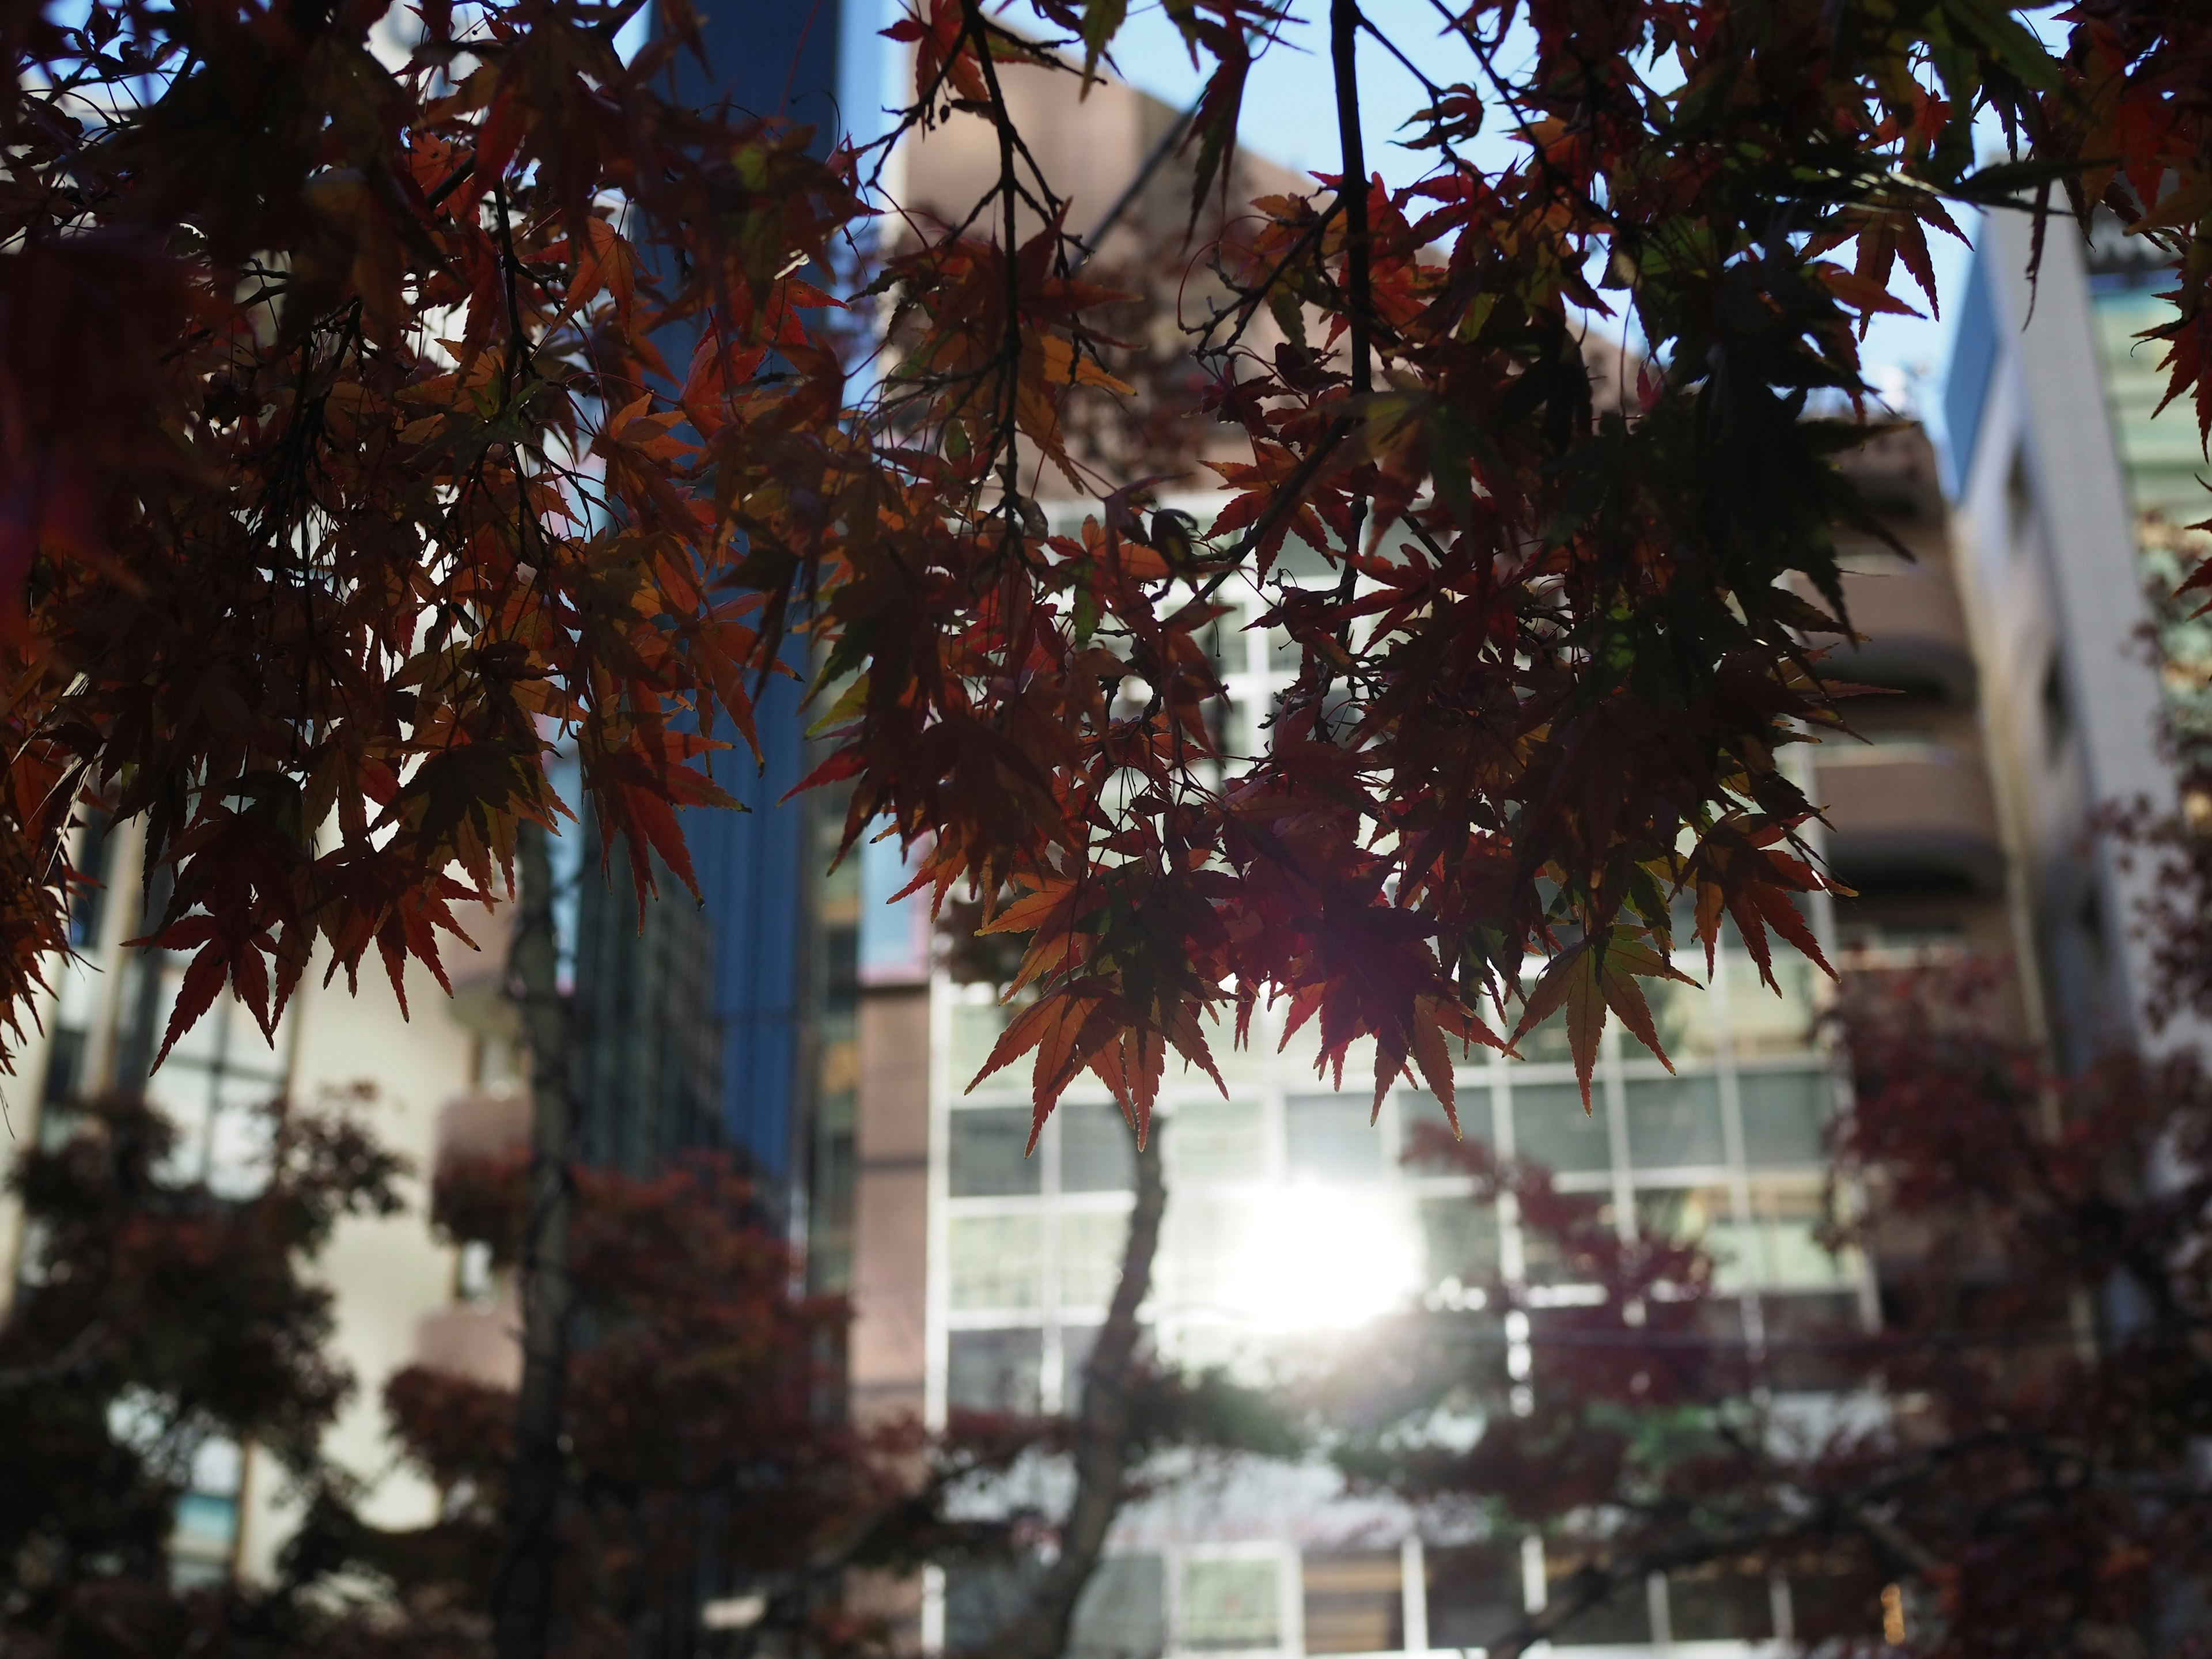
[0,816,504,1582]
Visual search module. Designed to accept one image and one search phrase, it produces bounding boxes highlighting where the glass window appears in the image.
[1747,1179,1849,1288]
[1730,956,1817,1056]
[170,1493,239,1586]
[1073,1555,1167,1659]
[949,999,1012,1086]
[950,1107,1041,1197]
[1172,1097,1265,1185]
[1510,1081,1612,1175]
[1419,1195,1500,1290]
[1740,1069,1828,1165]
[1789,1558,1887,1642]
[1645,974,1721,1062]
[1634,1184,1732,1246]
[1301,1550,1402,1654]
[1060,1323,1100,1411]
[1162,1197,1256,1315]
[949,1214,1043,1310]
[1667,1566,1774,1641]
[1063,1104,1137,1191]
[1181,1555,1282,1651]
[1425,1542,1525,1648]
[1514,1004,1574,1065]
[947,1328,1043,1414]
[169,1435,243,1588]
[1400,1087,1487,1171]
[1545,1558,1652,1645]
[203,1087,276,1201]
[138,980,285,1198]
[1286,1094,1384,1181]
[1624,1074,1726,1169]
[946,1555,1044,1650]
[1059,1209,1129,1311]
[39,1027,85,1107]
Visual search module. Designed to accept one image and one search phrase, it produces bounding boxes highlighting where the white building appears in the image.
[1940,206,2202,1061]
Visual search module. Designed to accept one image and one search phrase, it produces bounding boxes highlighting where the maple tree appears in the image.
[368,1147,926,1658]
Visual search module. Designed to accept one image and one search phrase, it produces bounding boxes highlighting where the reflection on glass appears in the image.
[1060,1322,1100,1411]
[1514,1003,1574,1065]
[949,999,1010,1083]
[1510,1081,1611,1173]
[946,1557,1044,1650]
[1425,1543,1525,1648]
[1172,1097,1266,1184]
[1402,1087,1490,1171]
[1182,1556,1282,1651]
[950,1106,1041,1196]
[947,1327,1043,1412]
[1419,1195,1501,1289]
[1219,1189,1421,1330]
[1646,972,1722,1060]
[1163,1198,1255,1315]
[1073,1555,1167,1659]
[1547,1555,1652,1644]
[1059,1209,1129,1310]
[1668,1566,1775,1641]
[1747,1179,1850,1287]
[1740,1067,1828,1165]
[1286,1093,1385,1180]
[1635,1184,1733,1248]
[1730,955,1817,1056]
[1624,1074,1726,1169]
[1063,1104,1137,1191]
[1761,1290,1864,1391]
[949,1214,1043,1309]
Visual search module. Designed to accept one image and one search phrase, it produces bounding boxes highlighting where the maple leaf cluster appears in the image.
[7,0,2212,1156]
[0,0,863,1071]
[813,0,2212,1143]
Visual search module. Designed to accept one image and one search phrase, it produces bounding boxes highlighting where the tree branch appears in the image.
[995,1118,1167,1659]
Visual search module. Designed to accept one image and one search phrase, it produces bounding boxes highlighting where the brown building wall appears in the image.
[849,986,932,1425]
[1817,425,2036,1039]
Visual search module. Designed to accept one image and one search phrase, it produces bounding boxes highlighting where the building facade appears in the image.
[845,414,2029,1656]
[1941,207,2203,1062]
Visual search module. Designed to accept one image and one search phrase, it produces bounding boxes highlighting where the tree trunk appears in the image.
[995,1116,1167,1659]
[494,818,578,1659]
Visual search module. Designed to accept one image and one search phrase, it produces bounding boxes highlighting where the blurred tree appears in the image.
[0,1089,406,1656]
